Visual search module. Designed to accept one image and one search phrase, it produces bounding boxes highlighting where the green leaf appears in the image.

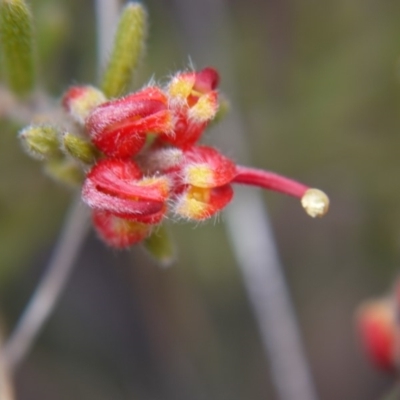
[63,133,100,165]
[19,124,62,160]
[0,0,36,95]
[101,2,147,98]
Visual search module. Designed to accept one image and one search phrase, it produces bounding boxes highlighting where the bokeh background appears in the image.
[1,0,400,399]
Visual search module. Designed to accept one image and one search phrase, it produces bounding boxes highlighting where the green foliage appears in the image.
[19,124,62,159]
[0,0,35,95]
[63,133,99,165]
[101,3,147,97]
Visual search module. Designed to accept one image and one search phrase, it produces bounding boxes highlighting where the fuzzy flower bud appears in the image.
[19,124,62,159]
[62,85,106,125]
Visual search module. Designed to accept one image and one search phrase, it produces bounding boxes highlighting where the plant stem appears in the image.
[1,196,90,373]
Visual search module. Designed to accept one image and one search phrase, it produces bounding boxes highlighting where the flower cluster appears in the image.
[20,67,329,250]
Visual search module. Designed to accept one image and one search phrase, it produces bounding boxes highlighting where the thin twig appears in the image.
[1,196,90,373]
[171,1,319,399]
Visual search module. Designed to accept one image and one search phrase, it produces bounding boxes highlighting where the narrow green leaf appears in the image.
[0,0,35,95]
[144,225,176,267]
[63,133,100,165]
[19,124,62,160]
[101,2,147,98]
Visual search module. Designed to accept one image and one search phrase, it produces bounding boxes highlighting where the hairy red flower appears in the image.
[82,159,169,221]
[55,67,329,248]
[86,87,172,158]
[357,299,397,372]
[159,68,220,148]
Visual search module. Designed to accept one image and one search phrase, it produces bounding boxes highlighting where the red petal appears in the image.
[82,159,168,218]
[194,67,220,93]
[159,111,206,148]
[93,210,151,248]
[86,87,171,158]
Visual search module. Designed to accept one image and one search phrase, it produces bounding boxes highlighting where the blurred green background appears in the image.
[1,0,400,398]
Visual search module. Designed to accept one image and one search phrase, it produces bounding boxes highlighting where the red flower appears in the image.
[357,299,397,372]
[86,87,172,158]
[59,67,329,248]
[158,68,220,148]
[82,158,169,222]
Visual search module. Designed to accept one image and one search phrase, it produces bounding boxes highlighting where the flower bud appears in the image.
[62,86,106,124]
[19,124,62,159]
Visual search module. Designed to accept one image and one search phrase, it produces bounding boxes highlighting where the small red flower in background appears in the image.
[356,296,399,372]
[61,67,329,248]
